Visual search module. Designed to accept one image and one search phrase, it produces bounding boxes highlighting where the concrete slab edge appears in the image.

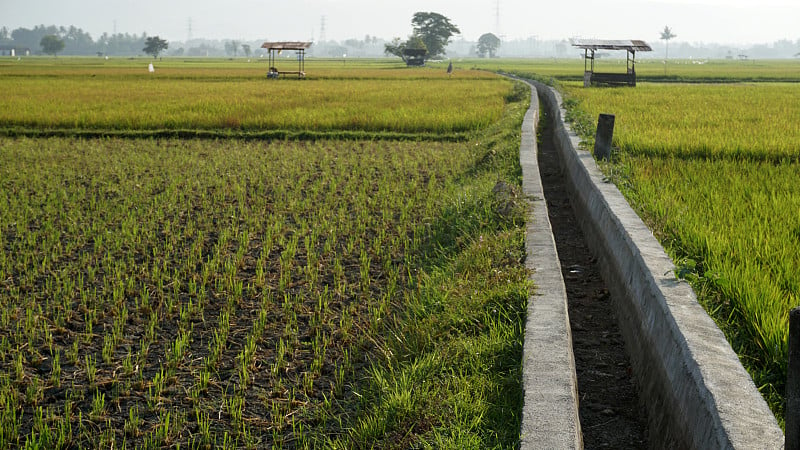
[516,79,583,449]
[530,80,784,450]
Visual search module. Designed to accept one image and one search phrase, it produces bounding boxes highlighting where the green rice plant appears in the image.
[225,395,245,425]
[50,351,61,387]
[13,352,24,383]
[90,389,105,421]
[147,366,168,410]
[25,376,41,405]
[272,338,288,376]
[166,330,190,370]
[84,355,97,385]
[194,410,214,448]
[101,334,115,365]
[66,339,79,365]
[124,406,141,437]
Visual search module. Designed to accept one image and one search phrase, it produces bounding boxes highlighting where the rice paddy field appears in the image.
[511,63,800,423]
[0,59,504,136]
[5,53,799,447]
[477,57,800,82]
[0,58,531,448]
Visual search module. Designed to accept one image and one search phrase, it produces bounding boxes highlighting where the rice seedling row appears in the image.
[0,136,437,446]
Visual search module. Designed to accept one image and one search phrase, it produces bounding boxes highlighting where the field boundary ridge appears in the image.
[0,127,472,142]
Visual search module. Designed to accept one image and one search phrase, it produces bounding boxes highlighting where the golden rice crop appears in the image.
[0,60,508,134]
[486,58,800,82]
[563,82,800,160]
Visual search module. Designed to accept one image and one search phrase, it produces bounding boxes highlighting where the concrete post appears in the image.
[787,307,800,450]
[593,114,615,161]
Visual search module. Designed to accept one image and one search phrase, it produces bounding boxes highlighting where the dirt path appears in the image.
[536,106,649,448]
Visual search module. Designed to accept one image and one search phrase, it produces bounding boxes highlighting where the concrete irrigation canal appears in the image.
[515,77,783,449]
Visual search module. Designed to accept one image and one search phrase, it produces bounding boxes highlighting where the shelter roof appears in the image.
[571,39,652,52]
[260,42,313,50]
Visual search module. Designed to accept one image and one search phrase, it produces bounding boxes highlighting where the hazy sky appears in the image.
[2,0,798,45]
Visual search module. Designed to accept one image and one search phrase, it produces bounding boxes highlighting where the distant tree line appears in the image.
[2,23,798,59]
[0,24,149,56]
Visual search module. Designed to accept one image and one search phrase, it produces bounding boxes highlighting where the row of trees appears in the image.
[2,25,282,59]
[5,14,502,61]
[0,25,154,56]
[37,33,167,58]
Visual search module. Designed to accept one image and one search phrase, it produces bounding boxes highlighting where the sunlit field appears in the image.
[0,58,506,135]
[0,58,531,448]
[563,81,800,160]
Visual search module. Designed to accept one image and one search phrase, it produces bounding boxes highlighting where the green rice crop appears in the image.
[0,73,530,447]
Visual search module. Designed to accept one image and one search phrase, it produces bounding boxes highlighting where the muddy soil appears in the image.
[536,108,649,449]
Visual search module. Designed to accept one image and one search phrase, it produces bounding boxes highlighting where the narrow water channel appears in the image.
[536,105,649,449]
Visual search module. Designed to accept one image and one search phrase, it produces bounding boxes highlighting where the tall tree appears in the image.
[477,33,501,58]
[143,36,168,59]
[660,25,677,75]
[411,12,459,59]
[40,34,64,56]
